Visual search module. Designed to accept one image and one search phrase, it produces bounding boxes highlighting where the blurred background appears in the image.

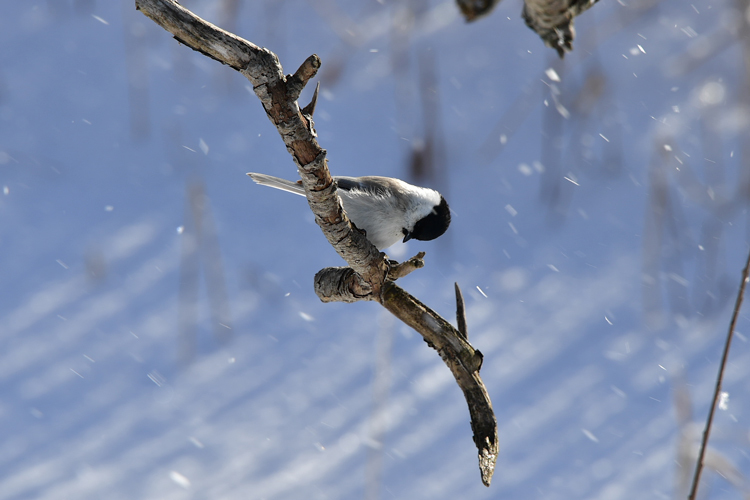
[1,0,750,498]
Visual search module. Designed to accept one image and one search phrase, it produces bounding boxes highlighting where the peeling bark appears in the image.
[135,0,498,485]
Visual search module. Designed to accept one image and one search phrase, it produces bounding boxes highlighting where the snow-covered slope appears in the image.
[1,1,749,499]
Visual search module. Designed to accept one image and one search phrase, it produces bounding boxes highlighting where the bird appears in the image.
[247,173,451,251]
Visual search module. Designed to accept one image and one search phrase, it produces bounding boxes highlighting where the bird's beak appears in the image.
[402,232,413,243]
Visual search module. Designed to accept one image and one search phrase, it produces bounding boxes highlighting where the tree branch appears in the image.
[455,0,600,58]
[455,282,468,341]
[687,247,750,500]
[381,282,493,483]
[136,0,498,485]
[138,0,384,293]
[388,252,426,280]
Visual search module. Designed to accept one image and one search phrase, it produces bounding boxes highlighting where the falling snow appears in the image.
[1,1,749,500]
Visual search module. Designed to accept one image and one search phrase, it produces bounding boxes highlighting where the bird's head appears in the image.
[402,196,451,243]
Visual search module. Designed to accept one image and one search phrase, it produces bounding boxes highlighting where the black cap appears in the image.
[405,196,451,242]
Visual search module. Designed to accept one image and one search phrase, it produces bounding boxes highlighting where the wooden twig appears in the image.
[301,81,320,119]
[455,282,468,341]
[381,283,492,483]
[135,0,498,486]
[687,246,750,500]
[387,252,426,280]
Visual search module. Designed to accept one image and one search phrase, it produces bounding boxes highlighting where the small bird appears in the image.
[247,173,451,250]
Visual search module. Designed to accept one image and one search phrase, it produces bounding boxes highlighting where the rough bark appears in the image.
[136,0,498,485]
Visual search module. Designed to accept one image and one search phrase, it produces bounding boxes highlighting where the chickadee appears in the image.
[247,173,451,250]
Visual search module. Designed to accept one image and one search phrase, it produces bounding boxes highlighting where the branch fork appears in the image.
[136,0,498,485]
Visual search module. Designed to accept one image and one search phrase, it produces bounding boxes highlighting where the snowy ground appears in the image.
[2,1,750,499]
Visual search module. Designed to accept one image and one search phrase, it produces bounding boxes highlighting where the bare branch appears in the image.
[135,0,498,485]
[314,251,427,301]
[455,282,468,341]
[387,252,425,280]
[687,247,750,500]
[314,266,376,303]
[301,81,321,119]
[287,55,321,102]
[136,0,271,71]
[136,0,386,297]
[382,282,494,485]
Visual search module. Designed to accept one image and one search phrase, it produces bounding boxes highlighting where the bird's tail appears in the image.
[246,173,306,196]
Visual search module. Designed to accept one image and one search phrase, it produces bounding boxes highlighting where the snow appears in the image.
[1,0,749,499]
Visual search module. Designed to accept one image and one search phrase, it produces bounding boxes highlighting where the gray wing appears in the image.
[335,176,394,198]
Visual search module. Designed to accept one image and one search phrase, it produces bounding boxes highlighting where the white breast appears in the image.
[337,189,406,250]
